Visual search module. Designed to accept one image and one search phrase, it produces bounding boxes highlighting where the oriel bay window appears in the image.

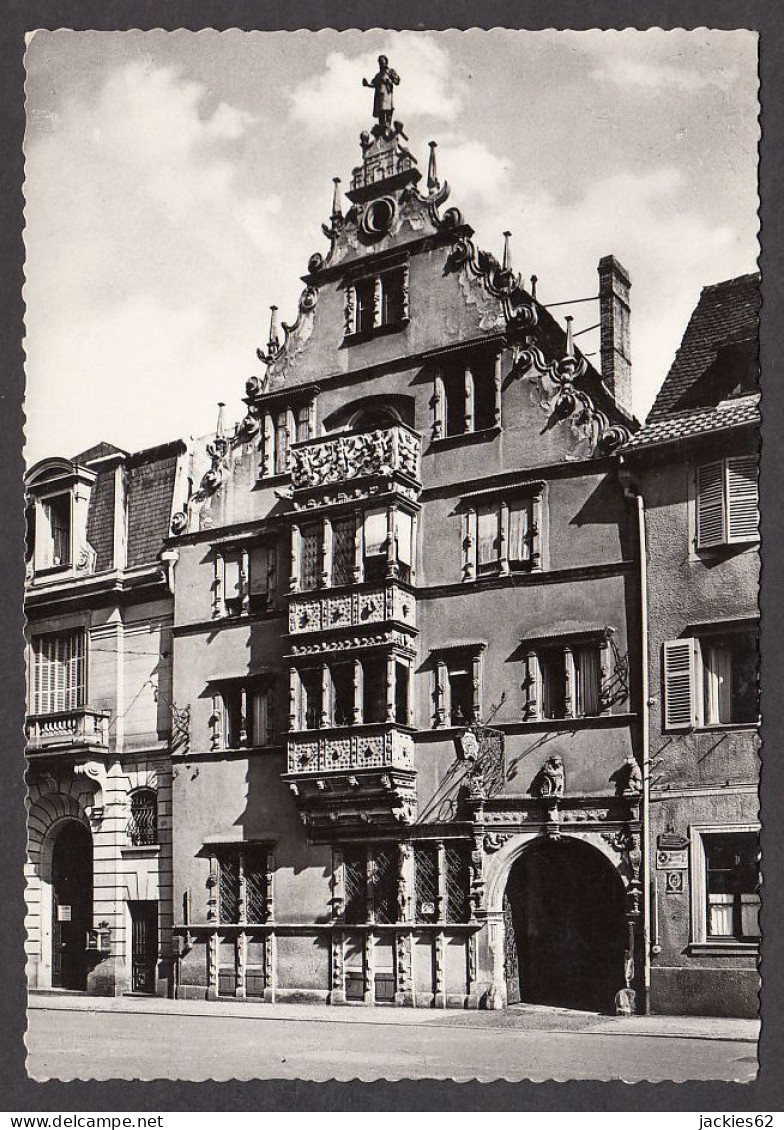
[432,349,503,440]
[432,644,485,728]
[211,678,276,750]
[290,505,415,590]
[663,625,759,730]
[461,486,542,581]
[522,633,609,722]
[293,653,412,730]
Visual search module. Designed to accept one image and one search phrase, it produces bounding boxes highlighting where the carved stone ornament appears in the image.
[483,831,514,854]
[514,343,632,456]
[443,233,537,333]
[536,755,565,800]
[610,753,643,798]
[290,426,420,491]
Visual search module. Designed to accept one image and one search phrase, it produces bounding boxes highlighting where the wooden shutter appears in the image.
[697,461,725,548]
[726,455,759,543]
[663,638,696,730]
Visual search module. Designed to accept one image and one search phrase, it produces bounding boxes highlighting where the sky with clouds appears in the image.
[23,29,759,463]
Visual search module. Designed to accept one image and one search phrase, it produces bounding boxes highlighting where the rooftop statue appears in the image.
[363,55,400,131]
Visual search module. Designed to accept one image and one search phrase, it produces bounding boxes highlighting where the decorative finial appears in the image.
[268,305,280,354]
[502,231,513,272]
[565,315,575,358]
[427,141,440,192]
[331,177,343,224]
[362,55,400,132]
[216,402,225,438]
[530,274,538,301]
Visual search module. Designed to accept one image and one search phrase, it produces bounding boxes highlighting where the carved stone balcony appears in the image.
[283,724,417,834]
[26,708,110,757]
[289,582,417,636]
[290,425,421,495]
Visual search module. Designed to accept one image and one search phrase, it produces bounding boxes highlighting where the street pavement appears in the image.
[26,993,759,1083]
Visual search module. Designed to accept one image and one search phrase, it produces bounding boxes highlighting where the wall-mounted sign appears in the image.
[656,848,688,870]
[421,902,435,917]
[665,871,685,894]
[57,905,72,922]
[658,832,689,851]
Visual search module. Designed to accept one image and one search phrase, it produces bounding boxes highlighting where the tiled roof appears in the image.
[126,441,185,568]
[72,441,128,464]
[647,272,760,421]
[624,395,760,450]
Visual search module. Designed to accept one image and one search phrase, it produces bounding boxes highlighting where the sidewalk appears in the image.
[28,990,760,1043]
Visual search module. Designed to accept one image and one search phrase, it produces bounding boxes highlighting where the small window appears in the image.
[697,456,759,549]
[395,661,410,725]
[437,353,500,439]
[524,639,604,722]
[663,628,759,730]
[331,516,356,587]
[300,667,322,730]
[380,268,406,327]
[128,789,158,846]
[299,522,322,591]
[363,508,388,583]
[704,832,760,941]
[222,552,243,617]
[274,412,290,475]
[218,855,241,924]
[343,847,367,924]
[465,495,535,579]
[540,648,567,720]
[362,656,386,724]
[249,543,276,614]
[295,405,311,444]
[355,278,375,335]
[448,662,473,726]
[331,663,355,727]
[216,847,271,925]
[41,494,72,569]
[214,679,275,749]
[248,683,273,747]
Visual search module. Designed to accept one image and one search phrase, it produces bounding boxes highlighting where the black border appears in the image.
[2,1,781,1112]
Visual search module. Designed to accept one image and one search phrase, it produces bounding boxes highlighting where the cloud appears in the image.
[592,56,739,92]
[454,162,756,418]
[435,136,511,201]
[289,35,463,133]
[24,59,299,461]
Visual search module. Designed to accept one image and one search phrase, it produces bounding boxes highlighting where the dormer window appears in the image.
[42,494,72,569]
[344,261,409,341]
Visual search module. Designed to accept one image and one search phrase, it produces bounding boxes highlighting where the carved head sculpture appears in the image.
[458,729,480,765]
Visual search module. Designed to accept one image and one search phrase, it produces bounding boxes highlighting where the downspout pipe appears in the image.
[619,457,652,1014]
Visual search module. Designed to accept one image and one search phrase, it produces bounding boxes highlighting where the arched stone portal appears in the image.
[502,836,627,1013]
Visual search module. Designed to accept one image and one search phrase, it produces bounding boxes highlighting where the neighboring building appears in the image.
[165,64,648,1013]
[621,273,761,1017]
[24,439,189,995]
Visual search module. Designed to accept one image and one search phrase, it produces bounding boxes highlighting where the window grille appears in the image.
[128,789,157,846]
[331,516,355,586]
[444,844,471,923]
[244,851,269,924]
[373,847,398,925]
[300,523,322,590]
[414,843,439,922]
[343,850,367,924]
[218,856,241,924]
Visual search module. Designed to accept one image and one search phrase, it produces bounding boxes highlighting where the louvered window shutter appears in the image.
[664,638,696,730]
[726,455,760,543]
[697,462,725,548]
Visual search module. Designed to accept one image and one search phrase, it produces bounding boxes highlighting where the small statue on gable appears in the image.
[363,56,400,132]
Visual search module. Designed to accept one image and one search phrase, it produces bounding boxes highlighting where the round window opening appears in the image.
[362,197,395,238]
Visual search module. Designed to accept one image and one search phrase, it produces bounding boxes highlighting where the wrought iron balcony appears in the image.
[284,724,417,832]
[289,581,416,636]
[289,425,421,492]
[26,708,110,755]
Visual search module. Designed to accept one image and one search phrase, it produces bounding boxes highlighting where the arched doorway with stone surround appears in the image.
[485,831,633,1014]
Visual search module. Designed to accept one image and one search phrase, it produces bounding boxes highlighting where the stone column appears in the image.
[353,508,364,583]
[498,500,509,577]
[344,285,356,337]
[240,547,250,614]
[464,365,474,433]
[322,516,333,589]
[564,645,575,719]
[373,275,383,329]
[386,653,396,723]
[352,658,363,725]
[212,552,224,618]
[524,651,539,721]
[471,652,483,723]
[434,660,448,728]
[321,664,331,729]
[386,504,397,578]
[288,668,298,732]
[289,524,301,592]
[493,350,503,427]
[462,508,477,582]
[432,369,445,440]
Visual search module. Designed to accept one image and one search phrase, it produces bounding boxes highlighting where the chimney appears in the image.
[598,255,632,416]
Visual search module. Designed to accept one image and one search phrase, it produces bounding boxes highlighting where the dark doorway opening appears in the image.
[129,900,159,994]
[51,820,93,991]
[504,837,627,1013]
